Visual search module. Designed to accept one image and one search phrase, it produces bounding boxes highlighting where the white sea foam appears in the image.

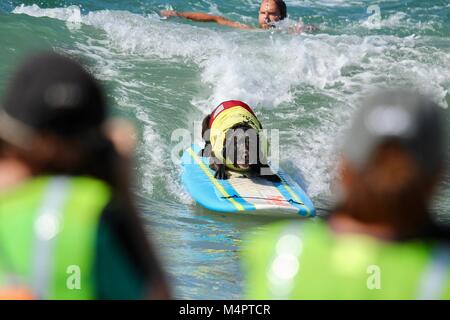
[13,4,82,25]
[359,11,438,32]
[284,0,366,8]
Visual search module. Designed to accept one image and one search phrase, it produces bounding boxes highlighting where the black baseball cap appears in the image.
[0,52,106,148]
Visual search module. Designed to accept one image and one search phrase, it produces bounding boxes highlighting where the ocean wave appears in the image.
[11,4,450,199]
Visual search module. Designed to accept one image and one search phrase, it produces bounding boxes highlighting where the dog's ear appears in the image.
[222,139,228,162]
[199,143,212,157]
[199,114,212,157]
[202,114,212,142]
[222,132,238,166]
[256,133,269,166]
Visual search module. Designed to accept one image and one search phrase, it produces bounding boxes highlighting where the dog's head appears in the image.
[223,123,262,171]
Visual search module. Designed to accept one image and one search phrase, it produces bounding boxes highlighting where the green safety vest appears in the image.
[244,220,450,299]
[0,175,111,299]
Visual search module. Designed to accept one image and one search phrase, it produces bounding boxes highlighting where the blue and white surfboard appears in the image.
[181,144,315,218]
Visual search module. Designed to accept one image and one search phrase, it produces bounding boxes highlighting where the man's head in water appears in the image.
[161,0,292,31]
[258,0,287,29]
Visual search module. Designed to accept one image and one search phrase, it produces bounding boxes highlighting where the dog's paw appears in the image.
[214,165,229,180]
[265,173,281,183]
[258,165,281,182]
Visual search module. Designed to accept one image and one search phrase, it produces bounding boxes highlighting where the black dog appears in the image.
[200,101,280,182]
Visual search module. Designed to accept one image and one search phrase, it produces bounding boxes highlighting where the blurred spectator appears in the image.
[243,90,450,299]
[0,52,170,299]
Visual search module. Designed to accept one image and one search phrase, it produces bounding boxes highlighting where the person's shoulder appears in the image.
[0,175,48,199]
[242,219,320,299]
[245,219,321,242]
[243,220,314,257]
[70,176,111,194]
[66,176,113,216]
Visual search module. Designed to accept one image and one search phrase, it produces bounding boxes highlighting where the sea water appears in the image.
[0,0,449,299]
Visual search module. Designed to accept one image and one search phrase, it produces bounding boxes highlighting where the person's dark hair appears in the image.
[0,52,119,185]
[275,0,287,20]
